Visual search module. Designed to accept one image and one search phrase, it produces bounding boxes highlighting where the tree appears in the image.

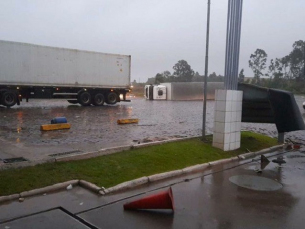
[266,58,284,88]
[279,55,291,82]
[208,72,217,80]
[249,49,268,85]
[267,59,275,79]
[154,71,172,84]
[192,72,204,82]
[238,69,245,82]
[268,58,284,79]
[155,73,165,84]
[207,72,224,82]
[162,70,172,81]
[287,40,305,80]
[173,60,194,82]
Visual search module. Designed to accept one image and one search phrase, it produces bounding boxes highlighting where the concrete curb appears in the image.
[0,137,197,168]
[79,180,101,193]
[0,137,196,170]
[56,137,195,162]
[209,158,233,166]
[0,144,285,203]
[182,163,210,174]
[103,177,149,194]
[0,180,79,204]
[0,158,56,170]
[20,180,79,198]
[54,137,283,163]
[100,144,284,195]
[132,136,195,149]
[0,194,20,204]
[238,145,284,159]
[55,145,133,162]
[148,170,183,182]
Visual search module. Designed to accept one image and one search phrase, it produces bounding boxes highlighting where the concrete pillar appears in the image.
[278,132,285,143]
[213,89,243,151]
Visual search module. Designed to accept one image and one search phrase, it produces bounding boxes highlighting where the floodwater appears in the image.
[0,95,305,161]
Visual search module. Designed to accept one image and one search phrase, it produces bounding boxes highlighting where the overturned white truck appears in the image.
[144,85,167,100]
[0,40,131,107]
[145,82,224,100]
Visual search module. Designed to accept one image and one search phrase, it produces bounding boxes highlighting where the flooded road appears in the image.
[0,95,305,162]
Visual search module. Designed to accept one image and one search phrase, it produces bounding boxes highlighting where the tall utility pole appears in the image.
[303,42,305,78]
[202,0,211,140]
[224,0,243,90]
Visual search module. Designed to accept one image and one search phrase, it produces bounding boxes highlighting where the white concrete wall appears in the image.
[213,90,243,151]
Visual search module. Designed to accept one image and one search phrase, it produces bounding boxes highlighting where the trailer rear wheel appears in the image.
[1,91,17,107]
[106,92,117,105]
[92,93,105,106]
[78,91,92,106]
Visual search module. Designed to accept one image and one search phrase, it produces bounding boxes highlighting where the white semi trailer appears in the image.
[0,40,131,107]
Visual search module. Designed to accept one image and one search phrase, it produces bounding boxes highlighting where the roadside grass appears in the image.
[0,131,278,196]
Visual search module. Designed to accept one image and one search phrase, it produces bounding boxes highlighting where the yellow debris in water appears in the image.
[40,123,71,131]
[117,119,139,124]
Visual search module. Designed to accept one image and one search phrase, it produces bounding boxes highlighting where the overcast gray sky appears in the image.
[1,0,304,82]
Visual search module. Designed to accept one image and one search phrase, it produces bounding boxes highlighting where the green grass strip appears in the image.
[0,131,278,196]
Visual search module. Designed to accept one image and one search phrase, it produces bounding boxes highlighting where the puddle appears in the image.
[2,157,27,163]
[49,150,83,157]
[286,155,305,159]
[229,175,283,191]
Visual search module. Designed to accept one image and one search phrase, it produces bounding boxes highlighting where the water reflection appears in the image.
[0,96,304,151]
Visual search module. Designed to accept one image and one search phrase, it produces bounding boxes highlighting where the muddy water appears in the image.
[0,95,305,153]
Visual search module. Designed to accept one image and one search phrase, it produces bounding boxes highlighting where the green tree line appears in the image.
[154,60,224,84]
[245,40,305,93]
[151,40,304,94]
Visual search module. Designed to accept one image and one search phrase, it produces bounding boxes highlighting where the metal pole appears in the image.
[278,132,285,143]
[303,41,305,78]
[202,0,211,140]
[224,0,243,90]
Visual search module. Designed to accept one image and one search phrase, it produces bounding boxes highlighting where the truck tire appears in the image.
[1,91,17,107]
[92,93,105,106]
[106,92,117,105]
[78,91,92,106]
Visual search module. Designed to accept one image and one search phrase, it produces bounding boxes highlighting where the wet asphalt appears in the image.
[1,96,305,163]
[1,148,305,228]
